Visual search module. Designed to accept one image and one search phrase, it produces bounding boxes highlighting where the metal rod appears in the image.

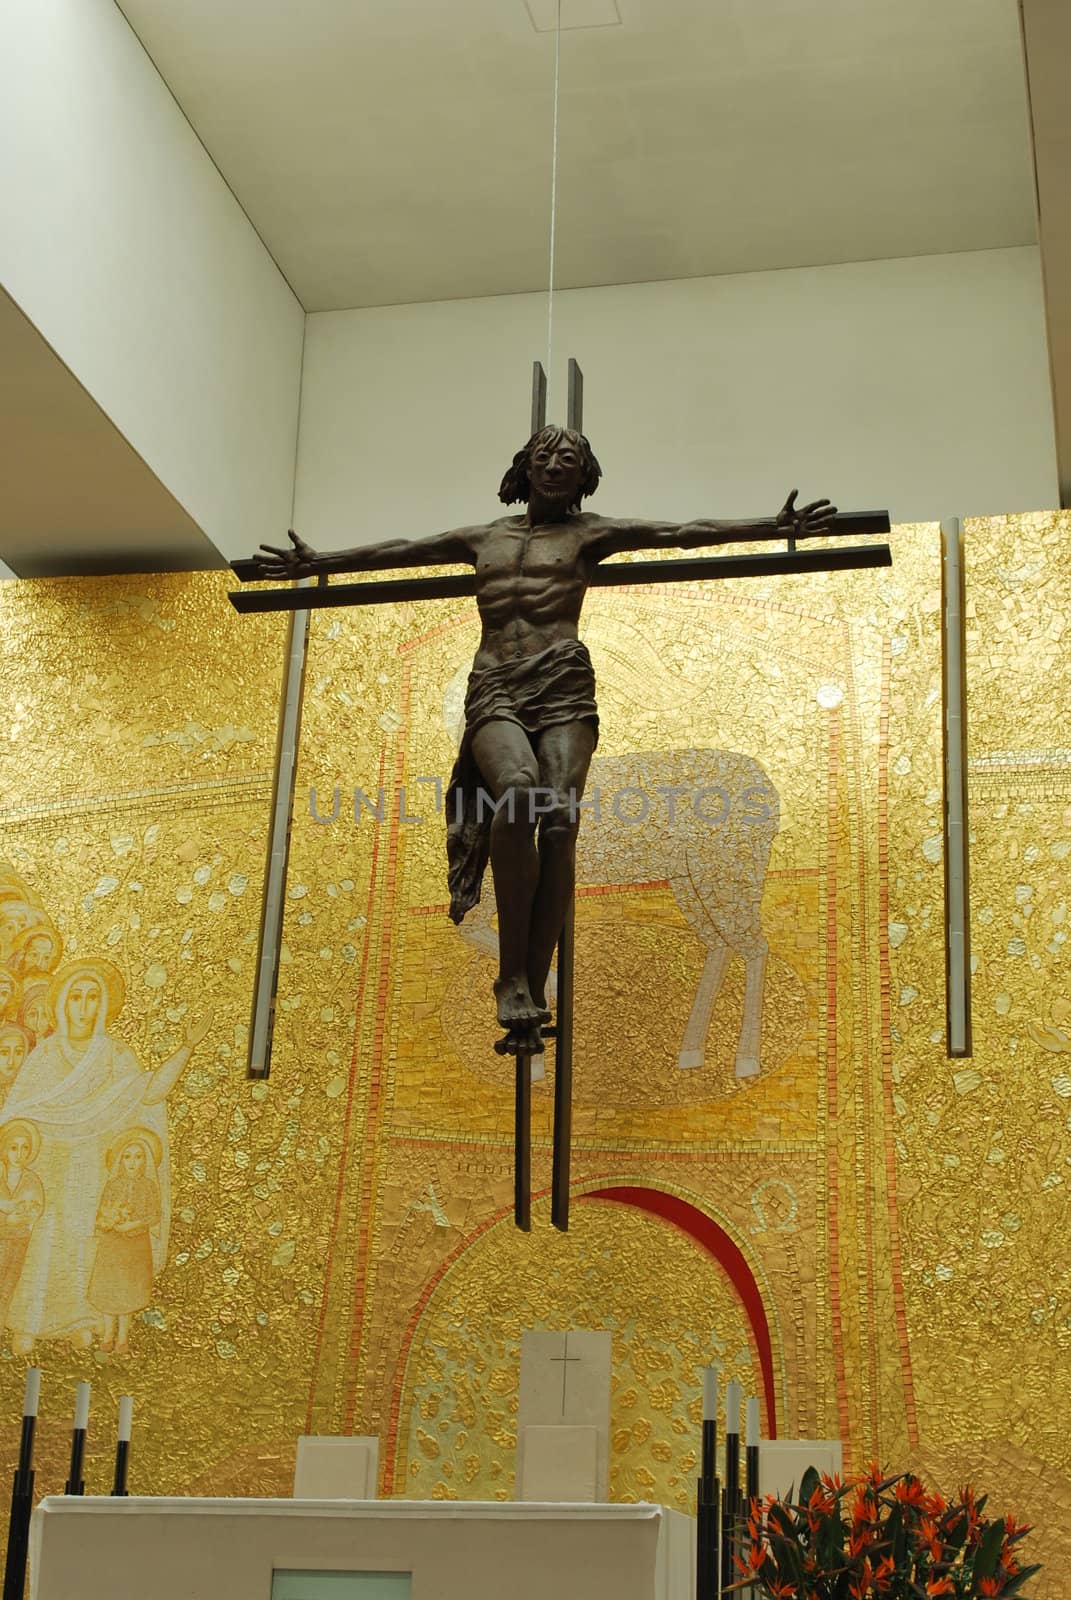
[567,358,583,433]
[941,517,972,1056]
[551,896,575,1231]
[531,362,548,435]
[515,1051,532,1232]
[229,535,893,615]
[246,575,322,1078]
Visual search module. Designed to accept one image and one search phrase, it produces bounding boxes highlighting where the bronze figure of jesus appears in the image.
[252,426,836,1055]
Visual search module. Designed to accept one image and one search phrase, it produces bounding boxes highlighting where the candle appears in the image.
[22,1368,41,1419]
[73,1381,91,1432]
[746,1396,759,1446]
[725,1379,741,1434]
[702,1364,719,1421]
[118,1396,133,1443]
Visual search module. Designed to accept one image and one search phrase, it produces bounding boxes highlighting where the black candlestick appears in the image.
[697,1472,719,1600]
[111,1438,130,1497]
[64,1429,86,1497]
[697,1368,721,1600]
[696,1416,721,1600]
[722,1383,741,1597]
[745,1442,759,1513]
[701,1417,717,1490]
[3,1372,40,1600]
[111,1395,133,1496]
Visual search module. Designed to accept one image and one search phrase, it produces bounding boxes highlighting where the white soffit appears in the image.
[0,289,223,578]
[116,0,1037,311]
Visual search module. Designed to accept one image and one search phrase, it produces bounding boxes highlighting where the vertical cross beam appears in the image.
[941,518,972,1056]
[550,358,583,1232]
[514,357,583,1230]
[514,360,550,1230]
[247,573,326,1077]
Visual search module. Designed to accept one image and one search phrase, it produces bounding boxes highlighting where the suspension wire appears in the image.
[545,0,562,422]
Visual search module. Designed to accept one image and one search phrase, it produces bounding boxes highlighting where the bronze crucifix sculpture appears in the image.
[250,437,837,1058]
[233,358,890,1230]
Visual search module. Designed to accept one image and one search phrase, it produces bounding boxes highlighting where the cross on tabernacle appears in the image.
[549,1331,584,1417]
[229,359,892,1235]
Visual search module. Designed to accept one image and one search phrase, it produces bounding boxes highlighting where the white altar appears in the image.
[30,1496,695,1600]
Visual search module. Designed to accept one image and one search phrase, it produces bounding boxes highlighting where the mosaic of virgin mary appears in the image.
[1,957,209,1354]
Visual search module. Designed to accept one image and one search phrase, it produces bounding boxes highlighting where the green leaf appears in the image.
[971,1518,1007,1582]
[799,1465,822,1506]
[769,1532,805,1585]
[942,1509,968,1551]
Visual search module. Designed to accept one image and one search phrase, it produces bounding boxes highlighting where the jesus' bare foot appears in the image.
[493,1019,546,1057]
[494,975,551,1033]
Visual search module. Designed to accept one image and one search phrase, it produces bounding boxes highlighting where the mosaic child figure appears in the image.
[0,1119,45,1335]
[87,1129,163,1354]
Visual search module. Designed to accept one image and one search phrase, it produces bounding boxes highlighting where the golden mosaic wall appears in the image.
[0,520,1064,1588]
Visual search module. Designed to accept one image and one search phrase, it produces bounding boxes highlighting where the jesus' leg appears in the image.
[526,720,597,1011]
[469,720,548,1042]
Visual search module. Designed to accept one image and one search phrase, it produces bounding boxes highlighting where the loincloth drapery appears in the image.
[445,638,599,924]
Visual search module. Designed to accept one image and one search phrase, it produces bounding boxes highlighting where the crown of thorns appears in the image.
[498,425,602,508]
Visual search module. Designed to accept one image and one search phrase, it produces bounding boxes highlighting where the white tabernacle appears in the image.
[294,1437,380,1500]
[30,1496,695,1600]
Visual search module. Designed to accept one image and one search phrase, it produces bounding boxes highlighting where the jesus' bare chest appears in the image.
[471,523,596,630]
[474,519,595,584]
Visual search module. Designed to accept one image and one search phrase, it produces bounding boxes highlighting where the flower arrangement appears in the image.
[729,1464,1040,1598]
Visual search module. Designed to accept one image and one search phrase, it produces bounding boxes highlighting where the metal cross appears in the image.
[549,1331,584,1417]
[229,359,891,1236]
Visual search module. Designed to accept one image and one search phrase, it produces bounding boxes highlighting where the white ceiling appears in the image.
[1020,0,1071,506]
[116,0,1038,313]
[0,288,224,577]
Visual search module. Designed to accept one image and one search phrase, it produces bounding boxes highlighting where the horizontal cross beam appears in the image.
[229,513,892,615]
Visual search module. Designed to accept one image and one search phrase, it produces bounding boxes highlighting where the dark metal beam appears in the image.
[551,899,575,1232]
[229,531,892,615]
[567,359,583,434]
[514,1052,532,1232]
[531,362,547,436]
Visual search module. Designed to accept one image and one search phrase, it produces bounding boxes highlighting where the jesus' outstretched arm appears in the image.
[250,525,477,581]
[584,490,837,560]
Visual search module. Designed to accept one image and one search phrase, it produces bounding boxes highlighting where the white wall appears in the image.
[0,0,305,559]
[295,247,1057,549]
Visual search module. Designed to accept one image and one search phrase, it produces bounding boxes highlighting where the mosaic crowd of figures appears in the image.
[0,865,208,1356]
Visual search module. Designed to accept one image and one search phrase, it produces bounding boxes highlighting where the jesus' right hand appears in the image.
[251,529,321,580]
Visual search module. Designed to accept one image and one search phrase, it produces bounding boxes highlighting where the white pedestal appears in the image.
[516,1425,599,1502]
[295,1437,380,1499]
[30,1497,696,1600]
[517,1330,611,1501]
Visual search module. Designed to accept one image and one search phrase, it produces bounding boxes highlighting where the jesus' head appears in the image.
[498,426,602,513]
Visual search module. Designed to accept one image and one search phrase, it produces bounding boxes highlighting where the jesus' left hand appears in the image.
[775,489,837,539]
